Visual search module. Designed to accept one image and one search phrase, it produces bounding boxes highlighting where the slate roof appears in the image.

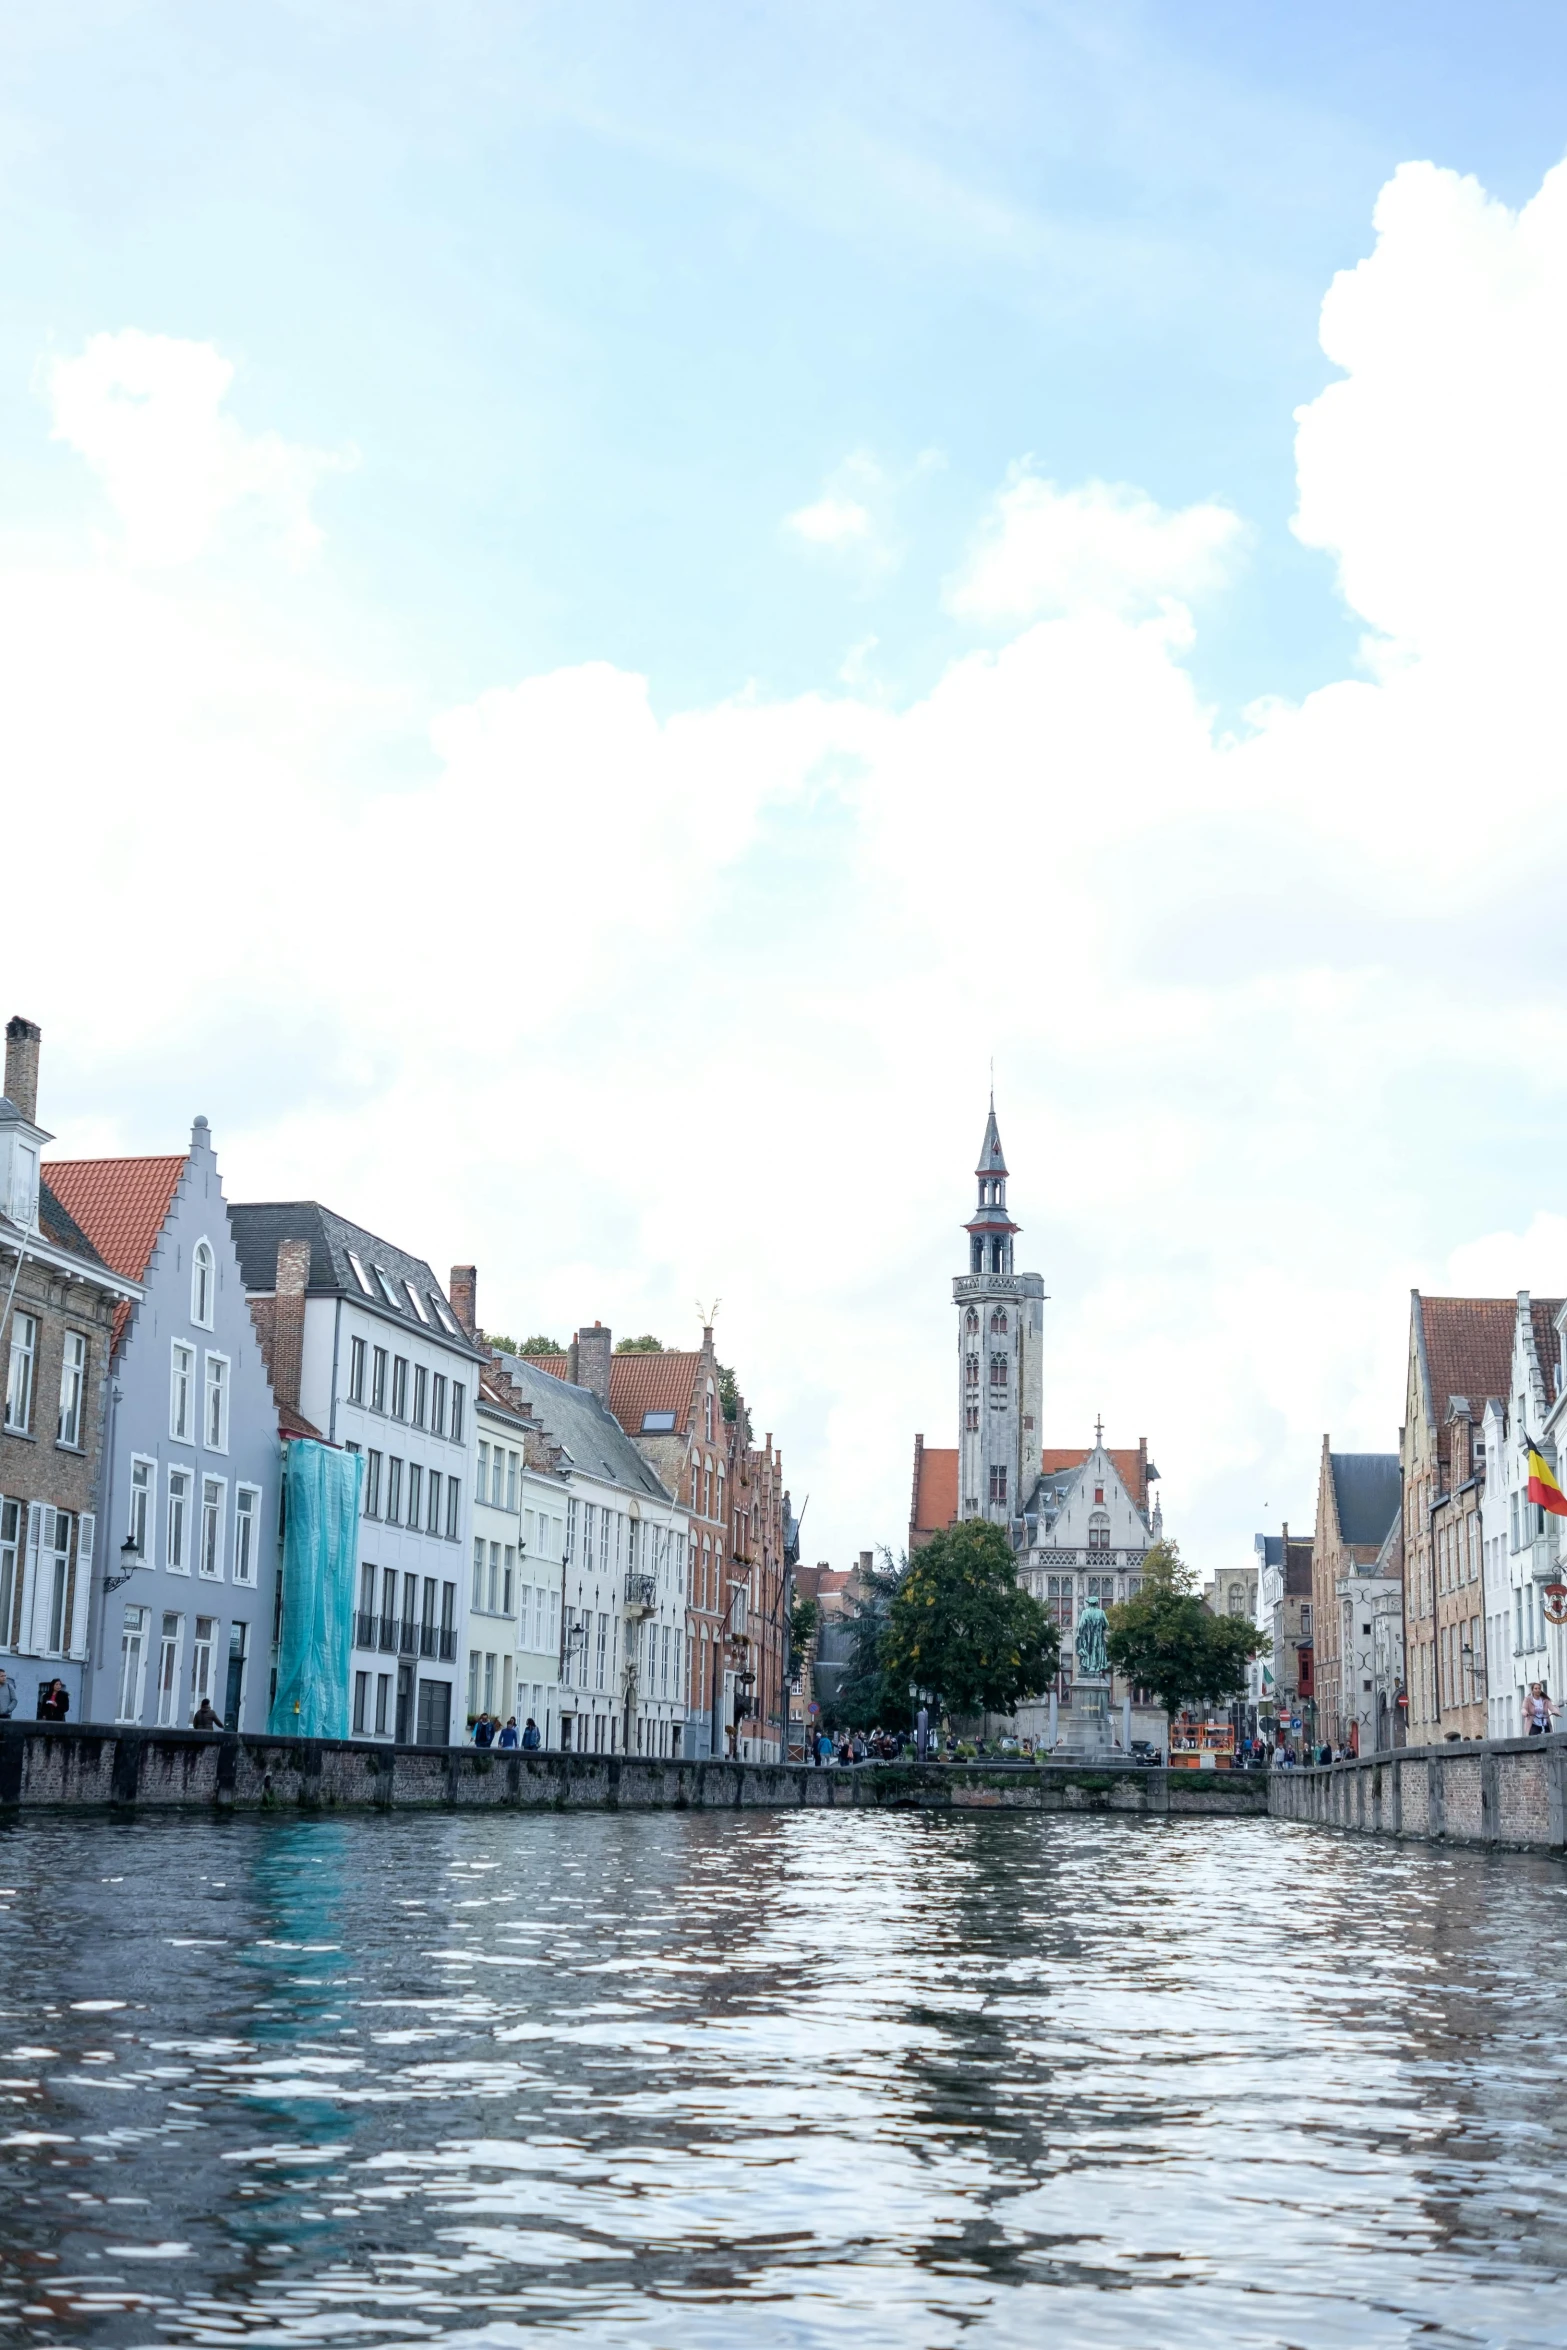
[495,1353,674,1502]
[227,1201,484,1360]
[912,1445,958,1535]
[44,1155,186,1281]
[35,1178,114,1273]
[1328,1453,1402,1548]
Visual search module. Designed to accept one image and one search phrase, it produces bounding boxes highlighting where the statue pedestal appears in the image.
[1054,1677,1114,1758]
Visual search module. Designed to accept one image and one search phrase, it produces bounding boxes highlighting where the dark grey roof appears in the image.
[1329,1452,1401,1548]
[1254,1534,1283,1567]
[36,1178,112,1270]
[497,1354,673,1503]
[227,1200,484,1361]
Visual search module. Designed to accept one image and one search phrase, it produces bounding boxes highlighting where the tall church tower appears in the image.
[955,1100,1045,1529]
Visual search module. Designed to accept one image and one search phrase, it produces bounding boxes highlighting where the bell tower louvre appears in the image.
[955,1096,1045,1529]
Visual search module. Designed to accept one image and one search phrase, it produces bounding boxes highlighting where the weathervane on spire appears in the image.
[1094,1413,1104,1445]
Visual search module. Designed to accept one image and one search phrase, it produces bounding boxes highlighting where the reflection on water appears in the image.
[2,1809,1567,2346]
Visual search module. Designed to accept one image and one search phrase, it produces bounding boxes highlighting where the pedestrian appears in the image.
[192,1697,219,1731]
[473,1712,495,1748]
[37,1678,69,1722]
[521,1716,542,1751]
[497,1716,520,1749]
[1526,1683,1557,1734]
[0,1665,16,1720]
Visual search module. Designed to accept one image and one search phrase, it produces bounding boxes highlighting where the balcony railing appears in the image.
[439,1628,456,1662]
[624,1573,656,1614]
[354,1610,377,1649]
[378,1614,398,1653]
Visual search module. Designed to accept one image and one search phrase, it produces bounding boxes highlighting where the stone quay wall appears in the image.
[1268,1735,1567,1853]
[0,1724,1269,1820]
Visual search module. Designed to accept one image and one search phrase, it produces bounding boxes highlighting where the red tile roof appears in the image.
[1415,1297,1518,1430]
[1040,1445,1150,1514]
[43,1155,186,1282]
[608,1350,700,1437]
[527,1354,570,1382]
[913,1446,958,1535]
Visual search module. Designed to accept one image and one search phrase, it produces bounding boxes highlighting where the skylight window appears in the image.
[431,1296,461,1337]
[373,1266,402,1311]
[346,1251,373,1297]
[404,1281,430,1324]
[641,1411,677,1433]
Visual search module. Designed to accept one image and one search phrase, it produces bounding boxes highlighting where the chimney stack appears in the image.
[272,1237,311,1413]
[449,1264,477,1338]
[4,1017,40,1124]
[574,1321,612,1405]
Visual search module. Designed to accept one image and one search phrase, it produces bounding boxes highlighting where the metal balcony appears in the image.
[354,1610,377,1649]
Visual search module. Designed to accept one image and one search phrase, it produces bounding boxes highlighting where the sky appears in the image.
[7,1,1567,1571]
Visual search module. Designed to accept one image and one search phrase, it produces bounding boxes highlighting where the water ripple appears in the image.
[2,1810,1566,2346]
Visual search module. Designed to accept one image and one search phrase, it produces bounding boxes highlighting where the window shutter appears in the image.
[19,1503,46,1655]
[67,1514,95,1660]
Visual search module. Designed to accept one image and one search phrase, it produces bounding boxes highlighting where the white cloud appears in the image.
[16,153,1567,1574]
[946,468,1244,624]
[47,330,348,566]
[787,494,873,548]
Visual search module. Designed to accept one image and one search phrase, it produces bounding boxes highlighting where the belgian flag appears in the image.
[1525,1436,1567,1519]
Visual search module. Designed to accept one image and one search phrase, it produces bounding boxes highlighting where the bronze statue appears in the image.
[1075,1594,1109,1678]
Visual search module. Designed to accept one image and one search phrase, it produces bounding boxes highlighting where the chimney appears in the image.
[449,1264,477,1338]
[575,1320,612,1405]
[272,1237,311,1413]
[4,1017,40,1124]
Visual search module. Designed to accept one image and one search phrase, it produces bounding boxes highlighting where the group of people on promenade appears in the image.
[469,1714,543,1750]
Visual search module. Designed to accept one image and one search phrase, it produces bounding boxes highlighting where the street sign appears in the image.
[1289,1717,1302,1730]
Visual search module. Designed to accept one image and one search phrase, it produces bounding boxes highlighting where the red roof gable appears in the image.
[912,1446,958,1535]
[44,1156,186,1281]
[608,1350,700,1437]
[1040,1445,1150,1515]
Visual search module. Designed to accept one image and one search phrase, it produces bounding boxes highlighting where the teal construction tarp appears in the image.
[268,1439,363,1740]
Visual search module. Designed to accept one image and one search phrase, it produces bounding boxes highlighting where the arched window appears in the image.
[990,1309,1008,1335]
[191,1239,215,1329]
[965,1309,979,1333]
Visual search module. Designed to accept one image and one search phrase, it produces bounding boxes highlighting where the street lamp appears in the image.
[103,1536,141,1595]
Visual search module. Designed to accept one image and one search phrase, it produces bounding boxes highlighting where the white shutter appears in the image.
[67,1513,94,1660]
[17,1504,45,1656]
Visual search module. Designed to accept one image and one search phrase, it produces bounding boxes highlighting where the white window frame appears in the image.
[5,1310,37,1433]
[56,1329,87,1448]
[191,1237,216,1330]
[192,1615,218,1712]
[0,1497,19,1651]
[199,1474,227,1580]
[156,1610,185,1726]
[347,1250,374,1296]
[167,1465,192,1574]
[128,1454,156,1563]
[234,1482,261,1586]
[348,1334,367,1405]
[170,1340,195,1443]
[203,1352,230,1453]
[404,1280,430,1324]
[117,1604,149,1723]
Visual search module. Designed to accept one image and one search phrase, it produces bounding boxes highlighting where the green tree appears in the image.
[485,1333,519,1356]
[516,1335,565,1356]
[881,1520,1059,1724]
[1106,1541,1263,1722]
[819,1551,903,1730]
[715,1362,752,1443]
[788,1595,820,1654]
[615,1334,665,1352]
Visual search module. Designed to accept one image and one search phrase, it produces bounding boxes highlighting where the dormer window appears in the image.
[346,1251,374,1297]
[404,1280,430,1324]
[431,1294,460,1336]
[373,1266,402,1311]
[192,1239,215,1328]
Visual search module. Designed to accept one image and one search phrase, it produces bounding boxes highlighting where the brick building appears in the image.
[0,1018,139,1714]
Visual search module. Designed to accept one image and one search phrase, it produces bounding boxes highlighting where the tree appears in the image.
[1106,1541,1263,1722]
[788,1595,820,1654]
[615,1334,665,1353]
[880,1520,1059,1724]
[819,1551,904,1730]
[715,1362,752,1443]
[516,1335,565,1356]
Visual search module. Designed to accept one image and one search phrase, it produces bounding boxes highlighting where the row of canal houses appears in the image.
[0,1016,795,1758]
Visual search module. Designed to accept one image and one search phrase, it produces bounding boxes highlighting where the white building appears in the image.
[495,1350,687,1757]
[229,1203,485,1745]
[469,1378,564,1744]
[1489,1290,1567,1736]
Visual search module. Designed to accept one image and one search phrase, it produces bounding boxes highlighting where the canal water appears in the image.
[2,1810,1566,2349]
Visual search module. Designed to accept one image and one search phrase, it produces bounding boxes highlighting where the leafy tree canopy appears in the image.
[515,1335,566,1356]
[1105,1540,1263,1716]
[715,1362,752,1442]
[615,1334,665,1353]
[881,1519,1059,1723]
[819,1550,904,1731]
[789,1596,820,1654]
